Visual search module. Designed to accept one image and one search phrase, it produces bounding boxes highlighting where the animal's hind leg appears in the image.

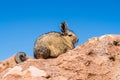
[34,46,50,59]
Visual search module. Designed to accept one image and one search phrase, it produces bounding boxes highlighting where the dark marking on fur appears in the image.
[34,46,50,59]
[15,52,27,64]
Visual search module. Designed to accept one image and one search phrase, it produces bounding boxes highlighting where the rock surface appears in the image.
[1,34,120,80]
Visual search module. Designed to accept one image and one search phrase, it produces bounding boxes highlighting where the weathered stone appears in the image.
[1,34,120,80]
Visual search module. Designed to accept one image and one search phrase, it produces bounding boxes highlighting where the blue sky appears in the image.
[0,0,120,61]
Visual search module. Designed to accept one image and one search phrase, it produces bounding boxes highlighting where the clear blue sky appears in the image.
[0,0,120,61]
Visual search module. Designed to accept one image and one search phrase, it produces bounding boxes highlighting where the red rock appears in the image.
[1,34,120,80]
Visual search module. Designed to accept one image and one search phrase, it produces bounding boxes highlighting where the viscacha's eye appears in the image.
[68,34,72,37]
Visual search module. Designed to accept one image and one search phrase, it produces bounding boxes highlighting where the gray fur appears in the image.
[34,22,78,59]
[15,52,27,64]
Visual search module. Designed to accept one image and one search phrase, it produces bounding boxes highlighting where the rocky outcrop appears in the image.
[1,34,120,80]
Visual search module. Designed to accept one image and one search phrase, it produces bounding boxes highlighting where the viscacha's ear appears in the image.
[60,22,68,33]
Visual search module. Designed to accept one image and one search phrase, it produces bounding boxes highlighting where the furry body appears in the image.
[34,22,78,59]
